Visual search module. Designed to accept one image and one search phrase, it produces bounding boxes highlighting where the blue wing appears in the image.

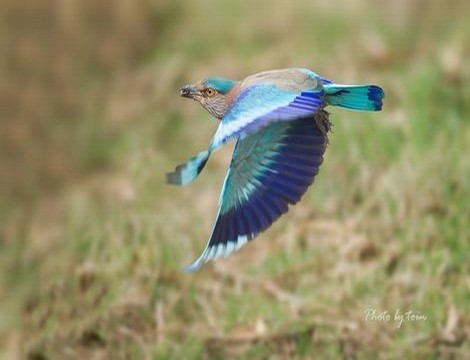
[183,113,329,272]
[166,150,210,186]
[167,85,324,186]
[212,85,324,148]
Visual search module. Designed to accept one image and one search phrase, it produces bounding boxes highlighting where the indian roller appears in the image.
[167,68,384,272]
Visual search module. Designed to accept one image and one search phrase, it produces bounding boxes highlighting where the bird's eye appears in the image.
[204,88,217,97]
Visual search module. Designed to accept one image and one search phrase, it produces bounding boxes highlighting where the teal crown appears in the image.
[204,77,237,94]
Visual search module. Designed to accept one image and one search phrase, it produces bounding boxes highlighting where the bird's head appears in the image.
[180,77,238,119]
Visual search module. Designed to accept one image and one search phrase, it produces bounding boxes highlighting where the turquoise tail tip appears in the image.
[324,84,384,111]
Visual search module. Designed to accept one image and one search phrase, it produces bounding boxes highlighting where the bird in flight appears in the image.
[167,68,384,272]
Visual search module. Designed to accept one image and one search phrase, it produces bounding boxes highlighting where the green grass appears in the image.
[1,0,469,359]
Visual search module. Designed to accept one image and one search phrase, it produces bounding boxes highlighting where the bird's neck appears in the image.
[222,82,242,118]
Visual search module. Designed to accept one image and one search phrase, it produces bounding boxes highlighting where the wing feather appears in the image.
[212,69,324,148]
[183,113,329,272]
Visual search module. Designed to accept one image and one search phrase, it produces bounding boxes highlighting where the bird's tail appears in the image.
[323,84,384,111]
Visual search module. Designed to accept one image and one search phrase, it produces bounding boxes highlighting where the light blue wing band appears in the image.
[212,85,324,148]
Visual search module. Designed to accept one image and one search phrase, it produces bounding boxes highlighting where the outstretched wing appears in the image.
[183,113,329,272]
[167,85,324,186]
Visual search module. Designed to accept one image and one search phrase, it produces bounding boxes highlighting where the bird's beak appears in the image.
[180,84,198,99]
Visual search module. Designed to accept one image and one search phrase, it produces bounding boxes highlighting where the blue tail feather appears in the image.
[324,84,384,111]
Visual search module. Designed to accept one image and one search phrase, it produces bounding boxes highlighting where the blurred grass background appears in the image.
[1,0,469,358]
